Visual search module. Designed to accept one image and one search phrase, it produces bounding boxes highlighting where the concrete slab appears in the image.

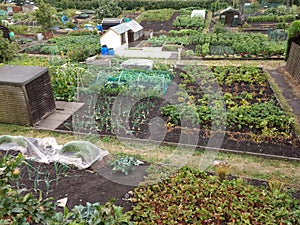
[114,45,176,59]
[35,101,84,130]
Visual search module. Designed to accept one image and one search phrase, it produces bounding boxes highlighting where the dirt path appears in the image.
[267,68,300,128]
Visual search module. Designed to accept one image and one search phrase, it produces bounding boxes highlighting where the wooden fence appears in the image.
[286,42,300,82]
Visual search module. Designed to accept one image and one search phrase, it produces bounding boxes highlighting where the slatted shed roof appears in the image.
[111,23,130,34]
[126,19,143,32]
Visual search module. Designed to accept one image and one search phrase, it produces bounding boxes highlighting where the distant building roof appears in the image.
[102,18,123,25]
[111,23,130,34]
[191,10,206,18]
[220,7,240,15]
[109,20,143,34]
[126,19,143,32]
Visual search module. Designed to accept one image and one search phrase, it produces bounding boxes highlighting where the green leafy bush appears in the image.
[0,31,17,63]
[0,135,27,148]
[67,201,132,225]
[118,0,228,11]
[8,25,29,34]
[67,29,98,36]
[50,65,86,101]
[23,34,100,60]
[285,20,300,60]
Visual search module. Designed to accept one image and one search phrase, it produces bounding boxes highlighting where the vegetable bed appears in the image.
[23,34,100,61]
[57,65,300,158]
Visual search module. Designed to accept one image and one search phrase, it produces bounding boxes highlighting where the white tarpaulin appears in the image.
[0,135,109,169]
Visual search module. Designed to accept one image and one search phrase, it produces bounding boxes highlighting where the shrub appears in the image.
[8,25,29,34]
[50,65,86,101]
[0,32,17,63]
[285,20,300,60]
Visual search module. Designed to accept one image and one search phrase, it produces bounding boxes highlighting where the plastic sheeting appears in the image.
[0,135,109,169]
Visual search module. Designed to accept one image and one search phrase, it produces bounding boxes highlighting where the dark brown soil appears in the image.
[4,150,300,220]
[11,154,149,213]
[140,11,180,34]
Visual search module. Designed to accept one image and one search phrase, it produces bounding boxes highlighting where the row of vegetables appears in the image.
[149,32,286,57]
[51,63,295,143]
[161,65,294,137]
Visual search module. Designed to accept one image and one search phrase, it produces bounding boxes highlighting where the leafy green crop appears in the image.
[24,34,100,61]
[110,155,140,175]
[131,167,300,224]
[161,66,295,139]
[173,15,205,30]
[0,154,57,225]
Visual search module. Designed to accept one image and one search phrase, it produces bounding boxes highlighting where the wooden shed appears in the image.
[286,34,300,82]
[220,7,241,27]
[0,66,56,126]
[101,18,123,31]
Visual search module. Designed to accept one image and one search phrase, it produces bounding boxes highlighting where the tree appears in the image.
[35,0,56,31]
[95,0,122,20]
[285,20,300,60]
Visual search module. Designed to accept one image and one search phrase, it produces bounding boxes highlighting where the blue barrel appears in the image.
[96,24,103,32]
[101,45,108,55]
[108,48,114,55]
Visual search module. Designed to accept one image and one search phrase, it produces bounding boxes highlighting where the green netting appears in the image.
[106,69,173,94]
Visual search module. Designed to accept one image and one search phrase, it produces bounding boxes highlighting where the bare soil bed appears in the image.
[140,11,179,33]
[7,153,149,213]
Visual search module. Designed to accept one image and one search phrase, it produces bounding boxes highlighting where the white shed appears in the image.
[191,10,206,18]
[100,19,143,50]
[126,19,143,43]
[100,23,130,49]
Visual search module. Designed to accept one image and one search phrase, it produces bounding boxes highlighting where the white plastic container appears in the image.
[37,33,43,41]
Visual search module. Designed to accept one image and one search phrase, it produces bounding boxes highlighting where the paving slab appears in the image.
[114,45,177,59]
[35,101,84,130]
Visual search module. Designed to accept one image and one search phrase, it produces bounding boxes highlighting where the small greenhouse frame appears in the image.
[106,69,173,95]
